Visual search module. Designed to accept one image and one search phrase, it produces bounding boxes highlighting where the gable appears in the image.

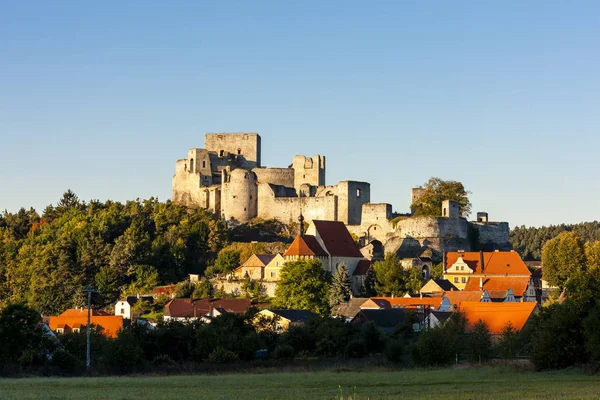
[311,220,363,258]
[445,251,530,276]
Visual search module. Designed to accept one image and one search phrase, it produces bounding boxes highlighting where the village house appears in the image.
[443,250,537,302]
[254,309,317,332]
[458,301,538,334]
[163,298,252,322]
[351,308,413,334]
[48,308,124,338]
[115,295,154,320]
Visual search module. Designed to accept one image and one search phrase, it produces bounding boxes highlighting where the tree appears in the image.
[467,319,493,363]
[372,254,413,297]
[211,250,241,276]
[360,266,376,297]
[193,279,213,299]
[541,231,585,289]
[0,303,48,365]
[497,321,520,359]
[329,263,352,308]
[410,177,471,218]
[585,241,600,271]
[241,277,267,301]
[273,259,331,315]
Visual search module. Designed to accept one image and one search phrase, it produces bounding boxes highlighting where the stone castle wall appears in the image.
[221,169,258,222]
[205,133,261,169]
[470,221,511,251]
[252,167,295,188]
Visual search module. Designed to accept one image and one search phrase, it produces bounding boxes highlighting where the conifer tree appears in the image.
[329,263,352,308]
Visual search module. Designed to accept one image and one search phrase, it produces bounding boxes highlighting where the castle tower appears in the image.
[292,155,325,193]
[204,133,261,169]
[221,169,258,222]
[442,199,460,218]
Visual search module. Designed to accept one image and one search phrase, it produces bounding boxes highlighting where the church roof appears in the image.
[312,220,363,258]
[283,235,328,257]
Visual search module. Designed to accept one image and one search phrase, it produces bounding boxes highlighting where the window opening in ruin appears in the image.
[184,163,187,171]
[443,208,447,217]
[190,158,194,172]
[357,188,361,197]
[237,148,241,155]
[220,150,224,157]
[202,161,206,168]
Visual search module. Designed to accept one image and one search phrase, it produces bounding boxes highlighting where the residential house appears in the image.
[254,309,317,332]
[420,279,458,294]
[442,290,492,309]
[424,310,453,329]
[48,308,124,338]
[163,298,252,322]
[458,301,538,334]
[351,309,415,334]
[361,297,452,312]
[443,251,536,302]
[115,295,154,320]
[263,254,286,282]
[331,298,369,321]
[233,254,276,280]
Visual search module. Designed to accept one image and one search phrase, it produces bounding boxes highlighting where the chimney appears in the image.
[479,251,484,274]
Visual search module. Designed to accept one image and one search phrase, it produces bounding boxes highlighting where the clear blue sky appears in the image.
[1,1,599,228]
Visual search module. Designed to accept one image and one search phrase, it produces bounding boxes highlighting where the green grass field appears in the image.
[1,366,599,400]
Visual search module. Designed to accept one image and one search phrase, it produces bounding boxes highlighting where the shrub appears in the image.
[50,349,80,371]
[151,354,175,366]
[273,344,295,360]
[466,319,493,363]
[497,321,520,359]
[208,347,238,364]
[344,339,367,359]
[384,340,404,363]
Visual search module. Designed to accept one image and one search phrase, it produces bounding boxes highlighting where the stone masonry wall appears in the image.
[252,167,295,188]
[205,133,261,168]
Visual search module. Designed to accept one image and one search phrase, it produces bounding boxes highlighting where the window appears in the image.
[356,188,361,197]
[120,308,125,314]
[276,262,281,266]
[270,272,276,278]
[220,150,225,157]
[454,277,459,283]
[461,277,466,283]
[190,158,194,172]
[237,148,241,155]
[202,161,206,168]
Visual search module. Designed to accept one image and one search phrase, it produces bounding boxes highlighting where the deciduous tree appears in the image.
[541,231,585,289]
[410,177,472,218]
[273,259,331,315]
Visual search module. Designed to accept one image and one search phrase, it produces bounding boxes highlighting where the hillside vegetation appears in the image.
[510,221,600,260]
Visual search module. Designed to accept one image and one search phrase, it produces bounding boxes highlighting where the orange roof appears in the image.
[458,301,537,334]
[443,291,485,307]
[49,311,123,338]
[464,276,530,296]
[283,235,328,257]
[370,297,443,309]
[445,251,530,275]
[312,220,363,258]
[58,309,110,318]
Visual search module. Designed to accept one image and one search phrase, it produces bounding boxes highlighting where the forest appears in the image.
[509,221,600,260]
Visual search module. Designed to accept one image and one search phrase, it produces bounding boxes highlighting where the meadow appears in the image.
[1,366,599,400]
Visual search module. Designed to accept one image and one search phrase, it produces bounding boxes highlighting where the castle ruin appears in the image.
[173,133,511,262]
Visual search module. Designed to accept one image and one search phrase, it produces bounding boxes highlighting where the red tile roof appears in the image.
[312,220,363,258]
[443,291,485,307]
[283,235,328,257]
[353,259,371,276]
[458,301,537,334]
[464,276,530,296]
[49,310,123,338]
[445,251,530,275]
[164,298,252,318]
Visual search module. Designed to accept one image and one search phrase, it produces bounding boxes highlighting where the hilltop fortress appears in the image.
[173,133,510,262]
